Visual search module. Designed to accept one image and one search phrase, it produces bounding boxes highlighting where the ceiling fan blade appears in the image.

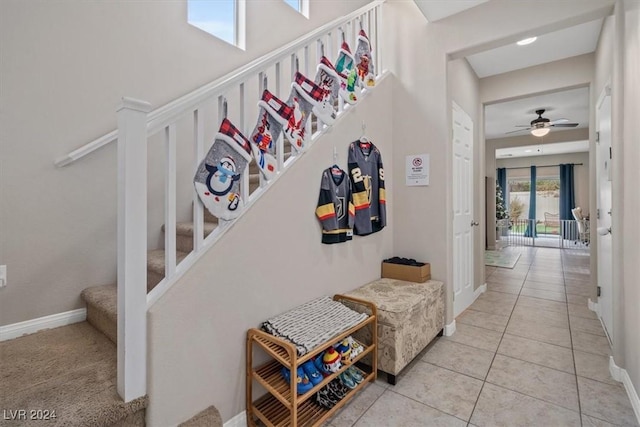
[505,128,531,134]
[551,123,579,128]
[549,118,569,125]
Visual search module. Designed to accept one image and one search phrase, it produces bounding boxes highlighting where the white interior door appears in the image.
[452,103,475,317]
[596,88,613,343]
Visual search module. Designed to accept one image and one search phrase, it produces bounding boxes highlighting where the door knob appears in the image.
[471,221,479,226]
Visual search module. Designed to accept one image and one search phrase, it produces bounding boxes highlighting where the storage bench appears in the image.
[343,278,444,384]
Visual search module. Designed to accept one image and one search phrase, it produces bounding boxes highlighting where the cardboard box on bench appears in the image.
[381,261,431,283]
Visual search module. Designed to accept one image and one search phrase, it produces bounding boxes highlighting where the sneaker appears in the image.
[301,360,323,386]
[326,378,350,400]
[347,336,364,359]
[281,366,314,394]
[339,371,357,389]
[346,367,364,384]
[316,385,340,409]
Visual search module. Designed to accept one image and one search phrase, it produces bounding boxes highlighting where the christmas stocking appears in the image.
[314,57,341,124]
[193,118,253,221]
[354,29,375,87]
[287,71,332,147]
[334,42,359,105]
[249,90,293,181]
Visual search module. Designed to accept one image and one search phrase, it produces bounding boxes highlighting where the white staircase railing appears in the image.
[56,1,385,402]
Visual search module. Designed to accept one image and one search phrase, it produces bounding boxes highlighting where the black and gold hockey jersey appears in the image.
[315,167,355,244]
[348,140,386,235]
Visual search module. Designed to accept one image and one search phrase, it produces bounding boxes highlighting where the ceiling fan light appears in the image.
[517,37,537,46]
[531,127,550,137]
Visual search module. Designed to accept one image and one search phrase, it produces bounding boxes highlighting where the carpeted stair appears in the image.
[178,406,223,427]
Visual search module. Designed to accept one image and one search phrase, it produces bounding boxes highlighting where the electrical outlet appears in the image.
[0,265,6,288]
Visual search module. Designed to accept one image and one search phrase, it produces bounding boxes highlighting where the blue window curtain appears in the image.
[559,163,575,239]
[524,166,537,237]
[496,168,508,211]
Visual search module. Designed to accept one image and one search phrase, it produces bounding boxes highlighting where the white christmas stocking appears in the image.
[354,29,375,88]
[193,119,253,221]
[250,90,293,181]
[288,71,333,146]
[314,57,340,124]
[334,42,359,105]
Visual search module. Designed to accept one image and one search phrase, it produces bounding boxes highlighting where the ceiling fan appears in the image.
[506,109,579,137]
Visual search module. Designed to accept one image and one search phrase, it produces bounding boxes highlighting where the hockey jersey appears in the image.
[348,140,386,235]
[315,167,355,244]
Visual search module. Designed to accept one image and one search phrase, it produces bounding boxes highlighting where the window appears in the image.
[188,0,246,49]
[283,0,309,18]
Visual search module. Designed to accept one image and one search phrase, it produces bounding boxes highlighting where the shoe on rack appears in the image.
[346,336,364,359]
[322,347,342,373]
[346,367,364,384]
[281,366,314,394]
[326,378,350,400]
[334,339,351,363]
[301,360,324,386]
[316,385,340,409]
[314,354,332,377]
[339,371,357,389]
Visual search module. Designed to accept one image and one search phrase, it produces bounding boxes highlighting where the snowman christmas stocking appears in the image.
[334,42,359,105]
[193,118,253,221]
[314,57,341,124]
[249,90,293,181]
[287,71,331,150]
[354,29,375,87]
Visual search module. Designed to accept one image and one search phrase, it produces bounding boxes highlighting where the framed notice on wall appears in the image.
[406,154,430,186]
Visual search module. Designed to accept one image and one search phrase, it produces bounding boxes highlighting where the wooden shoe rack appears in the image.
[246,294,377,427]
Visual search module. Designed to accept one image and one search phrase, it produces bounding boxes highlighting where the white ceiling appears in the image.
[485,87,590,140]
[496,140,590,159]
[413,1,605,159]
[413,0,489,22]
[466,19,604,78]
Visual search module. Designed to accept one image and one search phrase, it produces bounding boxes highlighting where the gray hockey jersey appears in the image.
[348,140,386,235]
[316,167,355,244]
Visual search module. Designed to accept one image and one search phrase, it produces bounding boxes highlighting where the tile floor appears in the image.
[325,247,639,427]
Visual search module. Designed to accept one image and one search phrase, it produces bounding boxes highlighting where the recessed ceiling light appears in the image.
[524,149,532,153]
[517,37,537,46]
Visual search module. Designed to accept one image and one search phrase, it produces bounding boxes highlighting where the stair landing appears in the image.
[0,322,147,426]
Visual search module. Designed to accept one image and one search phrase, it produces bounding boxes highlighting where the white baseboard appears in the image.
[444,320,456,336]
[588,298,600,316]
[609,356,640,424]
[0,308,86,342]
[474,283,487,299]
[224,411,246,427]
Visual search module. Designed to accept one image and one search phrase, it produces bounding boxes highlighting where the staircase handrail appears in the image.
[54,0,385,168]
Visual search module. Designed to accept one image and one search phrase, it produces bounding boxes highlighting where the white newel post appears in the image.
[116,97,151,402]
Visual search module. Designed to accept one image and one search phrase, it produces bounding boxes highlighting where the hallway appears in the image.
[326,247,638,426]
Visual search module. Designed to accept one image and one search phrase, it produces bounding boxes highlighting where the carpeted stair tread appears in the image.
[178,406,223,427]
[82,284,117,343]
[162,221,218,236]
[147,249,188,275]
[0,322,147,426]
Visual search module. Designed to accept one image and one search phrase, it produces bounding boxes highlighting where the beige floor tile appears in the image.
[456,309,510,333]
[581,414,618,427]
[506,318,572,348]
[392,362,483,421]
[522,280,565,293]
[490,269,528,279]
[329,382,386,427]
[444,323,503,352]
[510,305,570,329]
[422,339,494,380]
[497,333,575,374]
[571,330,611,356]
[565,284,593,297]
[470,383,581,427]
[477,291,518,304]
[567,293,589,305]
[527,267,564,278]
[524,274,565,286]
[573,350,617,385]
[353,390,467,427]
[486,354,579,411]
[486,281,522,295]
[568,303,599,320]
[520,287,567,302]
[468,298,515,317]
[570,316,606,336]
[484,275,524,287]
[578,376,640,426]
[516,295,568,314]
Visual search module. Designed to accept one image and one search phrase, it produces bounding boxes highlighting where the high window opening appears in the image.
[283,0,309,18]
[188,0,246,49]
